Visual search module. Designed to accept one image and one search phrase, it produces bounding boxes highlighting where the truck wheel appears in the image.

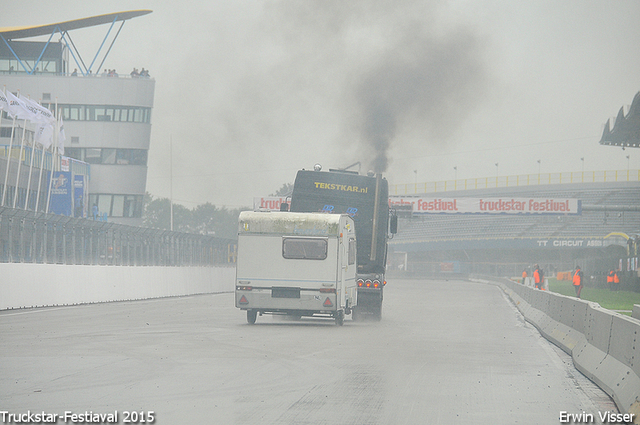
[247,309,257,325]
[335,310,344,326]
[351,307,360,322]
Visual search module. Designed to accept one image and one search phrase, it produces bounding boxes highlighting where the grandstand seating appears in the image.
[394,183,640,244]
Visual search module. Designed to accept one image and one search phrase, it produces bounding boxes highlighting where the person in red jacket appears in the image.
[573,266,584,298]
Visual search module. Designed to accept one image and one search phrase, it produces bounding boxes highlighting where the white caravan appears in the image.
[235,211,357,325]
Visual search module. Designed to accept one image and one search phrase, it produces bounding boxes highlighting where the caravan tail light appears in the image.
[319,288,336,293]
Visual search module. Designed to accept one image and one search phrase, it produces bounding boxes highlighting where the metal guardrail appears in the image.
[391,169,640,195]
[0,206,236,266]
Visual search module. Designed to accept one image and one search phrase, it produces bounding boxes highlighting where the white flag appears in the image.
[35,123,54,148]
[5,91,35,121]
[20,95,55,125]
[0,91,9,111]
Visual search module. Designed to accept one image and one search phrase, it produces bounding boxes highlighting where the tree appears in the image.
[142,193,246,239]
[271,182,294,197]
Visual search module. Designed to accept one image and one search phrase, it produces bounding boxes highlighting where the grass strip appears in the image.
[548,278,640,315]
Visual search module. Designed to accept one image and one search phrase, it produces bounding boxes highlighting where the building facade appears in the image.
[1,11,154,225]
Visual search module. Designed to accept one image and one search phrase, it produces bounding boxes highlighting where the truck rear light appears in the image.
[319,288,336,293]
[365,279,372,288]
[373,280,380,288]
[236,285,253,291]
[357,279,364,287]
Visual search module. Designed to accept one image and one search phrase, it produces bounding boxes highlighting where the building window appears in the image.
[53,103,151,123]
[63,148,148,166]
[84,148,102,164]
[89,193,143,218]
[101,149,116,164]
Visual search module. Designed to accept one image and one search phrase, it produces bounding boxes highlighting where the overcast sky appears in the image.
[3,1,639,208]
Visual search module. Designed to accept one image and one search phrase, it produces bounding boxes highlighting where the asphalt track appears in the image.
[0,278,617,425]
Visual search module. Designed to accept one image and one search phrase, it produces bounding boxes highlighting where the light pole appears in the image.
[537,159,541,184]
[627,155,630,180]
[413,170,417,193]
[495,163,499,187]
[454,166,457,190]
[580,157,584,182]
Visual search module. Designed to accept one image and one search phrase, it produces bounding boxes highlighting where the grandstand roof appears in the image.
[600,91,640,149]
[0,11,152,40]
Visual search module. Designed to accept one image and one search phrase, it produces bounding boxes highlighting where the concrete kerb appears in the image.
[471,275,640,422]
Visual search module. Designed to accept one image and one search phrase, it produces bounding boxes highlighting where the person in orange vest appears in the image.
[613,269,620,288]
[607,269,615,290]
[533,264,544,290]
[573,265,584,298]
[522,269,528,285]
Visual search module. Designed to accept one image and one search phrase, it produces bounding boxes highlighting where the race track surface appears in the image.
[0,278,616,424]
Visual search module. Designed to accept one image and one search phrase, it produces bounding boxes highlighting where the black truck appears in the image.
[289,165,397,320]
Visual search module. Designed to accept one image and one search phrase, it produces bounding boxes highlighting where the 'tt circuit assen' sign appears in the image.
[389,197,581,215]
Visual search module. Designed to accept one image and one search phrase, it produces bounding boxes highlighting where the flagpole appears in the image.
[1,112,17,207]
[45,101,59,214]
[24,98,39,210]
[35,140,49,213]
[24,135,36,210]
[12,118,28,208]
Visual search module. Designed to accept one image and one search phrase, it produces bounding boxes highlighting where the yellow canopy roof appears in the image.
[0,10,152,40]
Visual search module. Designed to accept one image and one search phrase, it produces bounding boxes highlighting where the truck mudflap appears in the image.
[352,287,383,321]
[353,274,384,321]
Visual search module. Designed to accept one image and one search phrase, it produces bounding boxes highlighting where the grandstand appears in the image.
[389,179,640,285]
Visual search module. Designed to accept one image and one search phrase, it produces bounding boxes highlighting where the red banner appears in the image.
[389,196,581,215]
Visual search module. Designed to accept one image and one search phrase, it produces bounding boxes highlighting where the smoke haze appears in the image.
[1,1,638,207]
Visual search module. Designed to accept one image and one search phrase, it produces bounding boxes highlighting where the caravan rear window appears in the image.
[282,237,328,260]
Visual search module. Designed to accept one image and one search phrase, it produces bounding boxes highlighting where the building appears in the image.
[0,11,154,225]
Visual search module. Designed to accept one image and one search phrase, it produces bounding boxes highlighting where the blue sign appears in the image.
[49,172,72,216]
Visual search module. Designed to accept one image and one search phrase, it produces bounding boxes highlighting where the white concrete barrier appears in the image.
[0,263,236,310]
[473,276,640,423]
